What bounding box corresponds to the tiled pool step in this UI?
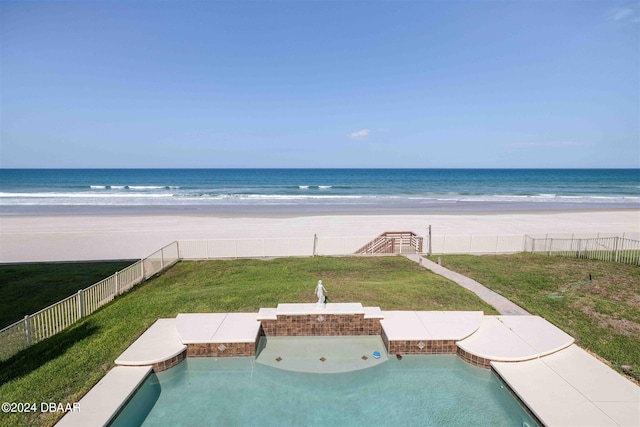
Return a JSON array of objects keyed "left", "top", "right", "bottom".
[
  {"left": 176, "top": 313, "right": 262, "bottom": 358},
  {"left": 255, "top": 335, "right": 388, "bottom": 374},
  {"left": 380, "top": 310, "right": 483, "bottom": 355}
]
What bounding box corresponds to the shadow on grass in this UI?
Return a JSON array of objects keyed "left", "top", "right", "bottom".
[{"left": 0, "top": 322, "right": 99, "bottom": 385}]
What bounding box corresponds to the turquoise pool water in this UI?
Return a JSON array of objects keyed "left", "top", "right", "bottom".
[{"left": 112, "top": 355, "right": 538, "bottom": 426}]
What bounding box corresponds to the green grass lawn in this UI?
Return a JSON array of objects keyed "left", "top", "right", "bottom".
[
  {"left": 430, "top": 253, "right": 640, "bottom": 383},
  {"left": 0, "top": 261, "right": 136, "bottom": 329},
  {"left": 0, "top": 256, "right": 496, "bottom": 427}
]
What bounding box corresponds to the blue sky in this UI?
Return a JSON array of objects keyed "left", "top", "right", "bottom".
[{"left": 1, "top": 1, "right": 638, "bottom": 168}]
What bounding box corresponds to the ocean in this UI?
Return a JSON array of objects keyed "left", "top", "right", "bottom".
[{"left": 0, "top": 169, "right": 638, "bottom": 215}]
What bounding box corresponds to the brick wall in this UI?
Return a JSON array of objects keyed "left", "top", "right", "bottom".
[
  {"left": 151, "top": 349, "right": 187, "bottom": 372},
  {"left": 261, "top": 314, "right": 381, "bottom": 336},
  {"left": 456, "top": 347, "right": 492, "bottom": 369},
  {"left": 186, "top": 342, "right": 256, "bottom": 358}
]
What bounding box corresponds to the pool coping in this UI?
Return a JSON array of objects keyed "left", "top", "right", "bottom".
[
  {"left": 56, "top": 307, "right": 639, "bottom": 427},
  {"left": 55, "top": 366, "right": 152, "bottom": 427}
]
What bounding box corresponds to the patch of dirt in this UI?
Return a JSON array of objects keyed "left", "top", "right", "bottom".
[{"left": 577, "top": 301, "right": 640, "bottom": 337}]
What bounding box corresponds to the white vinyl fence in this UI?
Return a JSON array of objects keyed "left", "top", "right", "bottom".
[
  {"left": 178, "top": 238, "right": 315, "bottom": 259},
  {"left": 427, "top": 232, "right": 640, "bottom": 255},
  {"left": 428, "top": 234, "right": 526, "bottom": 255},
  {"left": 525, "top": 235, "right": 640, "bottom": 266},
  {"left": 177, "top": 236, "right": 377, "bottom": 259},
  {"left": 0, "top": 242, "right": 179, "bottom": 361}
]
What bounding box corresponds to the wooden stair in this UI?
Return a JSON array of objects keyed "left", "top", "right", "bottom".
[{"left": 355, "top": 231, "right": 423, "bottom": 255}]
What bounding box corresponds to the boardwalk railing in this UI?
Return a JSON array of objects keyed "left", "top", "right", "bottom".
[
  {"left": 0, "top": 241, "right": 178, "bottom": 361},
  {"left": 354, "top": 232, "right": 423, "bottom": 255},
  {"left": 525, "top": 235, "right": 640, "bottom": 266}
]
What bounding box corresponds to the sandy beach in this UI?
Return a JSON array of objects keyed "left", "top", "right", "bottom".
[{"left": 1, "top": 209, "right": 638, "bottom": 262}]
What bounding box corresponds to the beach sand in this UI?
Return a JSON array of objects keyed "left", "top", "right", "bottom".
[{"left": 1, "top": 210, "right": 638, "bottom": 262}]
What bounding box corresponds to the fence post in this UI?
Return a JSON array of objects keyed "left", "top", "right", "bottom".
[
  {"left": 141, "top": 260, "right": 145, "bottom": 281},
  {"left": 548, "top": 238, "right": 552, "bottom": 256},
  {"left": 161, "top": 248, "right": 165, "bottom": 270},
  {"left": 115, "top": 272, "right": 120, "bottom": 296},
  {"left": 427, "top": 225, "right": 432, "bottom": 256},
  {"left": 78, "top": 290, "right": 85, "bottom": 318},
  {"left": 25, "top": 315, "right": 32, "bottom": 346},
  {"left": 578, "top": 239, "right": 582, "bottom": 259},
  {"left": 313, "top": 234, "right": 317, "bottom": 256},
  {"left": 614, "top": 237, "right": 619, "bottom": 262}
]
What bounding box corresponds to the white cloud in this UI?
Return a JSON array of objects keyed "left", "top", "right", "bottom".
[
  {"left": 349, "top": 129, "right": 370, "bottom": 140},
  {"left": 609, "top": 6, "right": 638, "bottom": 22}
]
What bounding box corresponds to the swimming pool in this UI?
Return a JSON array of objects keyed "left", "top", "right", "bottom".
[{"left": 111, "top": 354, "right": 538, "bottom": 426}]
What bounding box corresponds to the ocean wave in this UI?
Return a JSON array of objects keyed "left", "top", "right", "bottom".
[
  {"left": 127, "top": 185, "right": 167, "bottom": 190},
  {"left": 0, "top": 192, "right": 170, "bottom": 199},
  {"left": 89, "top": 185, "right": 180, "bottom": 190},
  {"left": 2, "top": 190, "right": 639, "bottom": 209},
  {"left": 173, "top": 193, "right": 362, "bottom": 200},
  {"left": 295, "top": 185, "right": 333, "bottom": 190}
]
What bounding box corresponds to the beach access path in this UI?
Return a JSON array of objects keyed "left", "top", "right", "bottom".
[{"left": 404, "top": 254, "right": 530, "bottom": 315}]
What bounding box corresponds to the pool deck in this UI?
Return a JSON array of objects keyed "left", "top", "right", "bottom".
[
  {"left": 55, "top": 366, "right": 151, "bottom": 427},
  {"left": 176, "top": 312, "right": 261, "bottom": 344},
  {"left": 57, "top": 306, "right": 639, "bottom": 427},
  {"left": 115, "top": 318, "right": 186, "bottom": 370},
  {"left": 457, "top": 315, "right": 575, "bottom": 362},
  {"left": 493, "top": 345, "right": 640, "bottom": 427},
  {"left": 380, "top": 310, "right": 483, "bottom": 340}
]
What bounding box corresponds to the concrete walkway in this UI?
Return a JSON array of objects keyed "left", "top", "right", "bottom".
[{"left": 404, "top": 254, "right": 530, "bottom": 315}]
